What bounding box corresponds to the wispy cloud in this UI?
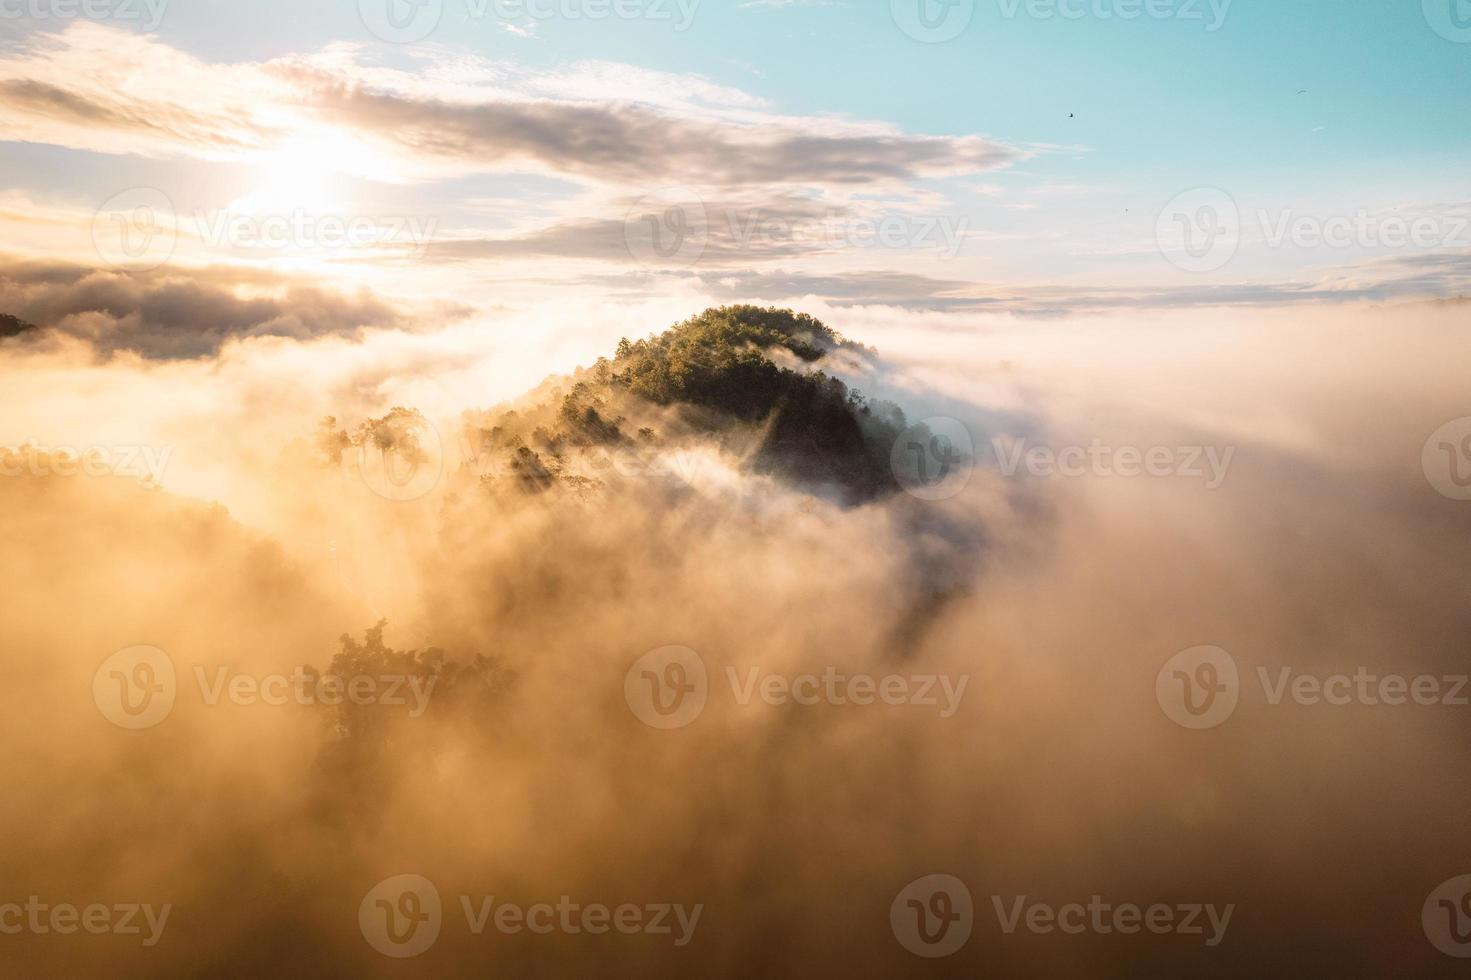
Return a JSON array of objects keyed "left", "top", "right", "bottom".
[
  {"left": 0, "top": 255, "right": 422, "bottom": 358},
  {"left": 0, "top": 24, "right": 1020, "bottom": 190}
]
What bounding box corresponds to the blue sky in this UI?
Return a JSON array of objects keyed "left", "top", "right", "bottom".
[
  {"left": 129, "top": 0, "right": 1471, "bottom": 178},
  {"left": 0, "top": 0, "right": 1468, "bottom": 318}
]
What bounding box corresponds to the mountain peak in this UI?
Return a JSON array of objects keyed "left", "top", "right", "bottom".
[{"left": 472, "top": 306, "right": 908, "bottom": 504}]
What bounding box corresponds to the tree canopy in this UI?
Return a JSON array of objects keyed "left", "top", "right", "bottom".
[
  {"left": 605, "top": 307, "right": 904, "bottom": 500},
  {"left": 324, "top": 307, "right": 912, "bottom": 505}
]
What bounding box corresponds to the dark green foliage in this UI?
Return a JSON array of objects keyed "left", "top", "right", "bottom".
[
  {"left": 315, "top": 408, "right": 432, "bottom": 471},
  {"left": 755, "top": 369, "right": 901, "bottom": 501},
  {"left": 561, "top": 474, "right": 602, "bottom": 499},
  {"left": 311, "top": 621, "right": 512, "bottom": 788},
  {"left": 557, "top": 382, "right": 624, "bottom": 445},
  {"left": 0, "top": 313, "right": 36, "bottom": 338},
  {"left": 354, "top": 407, "right": 431, "bottom": 465},
  {"left": 315, "top": 416, "right": 352, "bottom": 464},
  {"left": 508, "top": 445, "right": 555, "bottom": 493},
  {"left": 455, "top": 306, "right": 909, "bottom": 504},
  {"left": 611, "top": 306, "right": 840, "bottom": 418},
  {"left": 610, "top": 306, "right": 906, "bottom": 502}
]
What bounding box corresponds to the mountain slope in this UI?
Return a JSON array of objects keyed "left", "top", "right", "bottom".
[{"left": 467, "top": 306, "right": 911, "bottom": 504}]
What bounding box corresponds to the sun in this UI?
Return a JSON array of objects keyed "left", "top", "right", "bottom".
[{"left": 232, "top": 136, "right": 352, "bottom": 215}]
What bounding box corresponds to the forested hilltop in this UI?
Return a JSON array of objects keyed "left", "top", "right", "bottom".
[{"left": 464, "top": 306, "right": 913, "bottom": 504}]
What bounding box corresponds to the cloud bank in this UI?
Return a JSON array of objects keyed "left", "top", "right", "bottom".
[{"left": 0, "top": 299, "right": 1467, "bottom": 975}]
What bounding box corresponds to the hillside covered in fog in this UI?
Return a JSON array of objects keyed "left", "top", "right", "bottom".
[{"left": 319, "top": 306, "right": 951, "bottom": 508}]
